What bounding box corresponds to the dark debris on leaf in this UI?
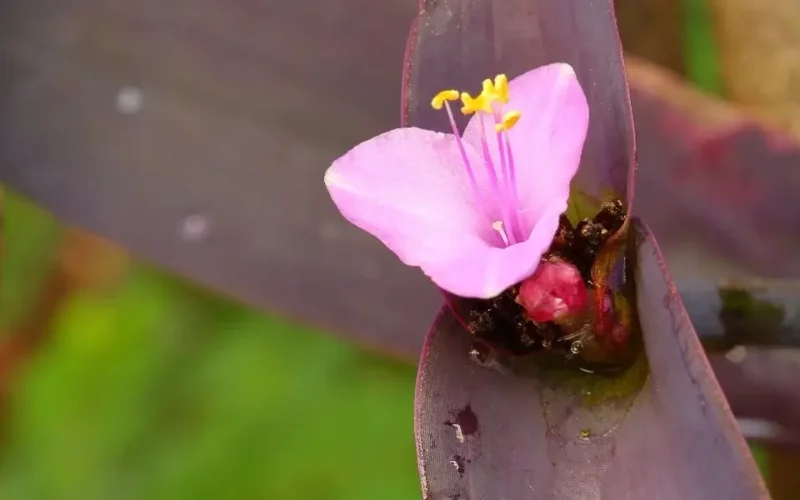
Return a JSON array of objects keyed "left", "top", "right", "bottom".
[
  {"left": 444, "top": 404, "right": 480, "bottom": 448},
  {"left": 465, "top": 199, "right": 627, "bottom": 363},
  {"left": 454, "top": 405, "right": 479, "bottom": 436},
  {"left": 449, "top": 455, "right": 466, "bottom": 476}
]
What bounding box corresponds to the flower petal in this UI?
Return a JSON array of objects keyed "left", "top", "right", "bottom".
[
  {"left": 326, "top": 127, "right": 564, "bottom": 298},
  {"left": 463, "top": 63, "right": 589, "bottom": 234},
  {"left": 421, "top": 199, "right": 565, "bottom": 298},
  {"left": 325, "top": 126, "right": 495, "bottom": 265}
]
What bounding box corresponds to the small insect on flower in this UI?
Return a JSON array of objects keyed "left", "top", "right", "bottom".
[{"left": 325, "top": 63, "right": 630, "bottom": 368}]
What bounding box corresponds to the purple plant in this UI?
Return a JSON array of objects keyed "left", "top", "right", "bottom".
[
  {"left": 327, "top": 59, "right": 646, "bottom": 375},
  {"left": 350, "top": 0, "right": 766, "bottom": 498},
  {"left": 1, "top": 1, "right": 798, "bottom": 497}
]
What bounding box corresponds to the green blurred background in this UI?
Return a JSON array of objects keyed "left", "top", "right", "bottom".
[
  {"left": 0, "top": 0, "right": 773, "bottom": 498},
  {"left": 0, "top": 195, "right": 420, "bottom": 499}
]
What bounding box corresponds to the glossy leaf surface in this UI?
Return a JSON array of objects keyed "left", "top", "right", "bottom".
[{"left": 414, "top": 221, "right": 768, "bottom": 499}]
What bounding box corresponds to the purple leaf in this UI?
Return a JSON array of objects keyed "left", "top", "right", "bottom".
[
  {"left": 708, "top": 347, "right": 800, "bottom": 439},
  {"left": 0, "top": 0, "right": 439, "bottom": 356},
  {"left": 630, "top": 57, "right": 800, "bottom": 278},
  {"left": 414, "top": 220, "right": 768, "bottom": 499}
]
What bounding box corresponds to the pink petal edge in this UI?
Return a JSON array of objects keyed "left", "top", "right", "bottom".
[{"left": 325, "top": 126, "right": 490, "bottom": 263}]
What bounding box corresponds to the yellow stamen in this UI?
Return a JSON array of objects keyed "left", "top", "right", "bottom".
[
  {"left": 494, "top": 110, "right": 522, "bottom": 132},
  {"left": 481, "top": 79, "right": 495, "bottom": 96},
  {"left": 459, "top": 74, "right": 511, "bottom": 115},
  {"left": 459, "top": 92, "right": 491, "bottom": 115},
  {"left": 431, "top": 89, "right": 460, "bottom": 110},
  {"left": 493, "top": 74, "right": 509, "bottom": 103}
]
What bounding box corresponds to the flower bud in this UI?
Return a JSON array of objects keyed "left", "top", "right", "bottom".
[{"left": 516, "top": 258, "right": 587, "bottom": 323}]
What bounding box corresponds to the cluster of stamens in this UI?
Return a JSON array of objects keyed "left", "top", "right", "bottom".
[{"left": 431, "top": 76, "right": 525, "bottom": 248}]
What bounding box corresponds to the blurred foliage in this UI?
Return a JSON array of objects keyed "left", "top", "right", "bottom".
[
  {"left": 0, "top": 194, "right": 419, "bottom": 499},
  {"left": 0, "top": 195, "right": 60, "bottom": 334},
  {"left": 685, "top": 0, "right": 722, "bottom": 93}
]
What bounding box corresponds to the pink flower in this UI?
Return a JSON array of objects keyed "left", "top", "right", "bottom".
[{"left": 324, "top": 63, "right": 589, "bottom": 299}]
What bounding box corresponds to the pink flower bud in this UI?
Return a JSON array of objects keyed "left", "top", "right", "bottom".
[{"left": 516, "top": 258, "right": 588, "bottom": 323}]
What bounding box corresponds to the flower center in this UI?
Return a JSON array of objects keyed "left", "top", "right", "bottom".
[{"left": 431, "top": 75, "right": 524, "bottom": 248}]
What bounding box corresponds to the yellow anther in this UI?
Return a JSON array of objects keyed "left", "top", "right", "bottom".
[
  {"left": 477, "top": 79, "right": 501, "bottom": 110},
  {"left": 431, "top": 89, "right": 460, "bottom": 110},
  {"left": 494, "top": 110, "right": 522, "bottom": 132},
  {"left": 460, "top": 92, "right": 492, "bottom": 115},
  {"left": 493, "top": 74, "right": 509, "bottom": 103},
  {"left": 459, "top": 74, "right": 513, "bottom": 115},
  {"left": 481, "top": 79, "right": 495, "bottom": 96},
  {"left": 459, "top": 92, "right": 478, "bottom": 115}
]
